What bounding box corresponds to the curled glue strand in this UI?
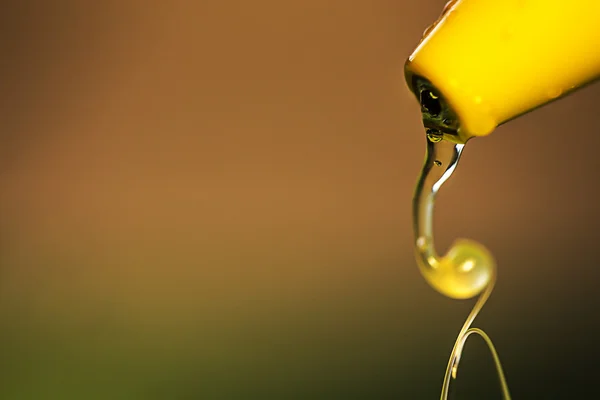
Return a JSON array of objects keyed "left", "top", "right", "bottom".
[
  {"left": 440, "top": 276, "right": 511, "bottom": 400},
  {"left": 412, "top": 137, "right": 511, "bottom": 400}
]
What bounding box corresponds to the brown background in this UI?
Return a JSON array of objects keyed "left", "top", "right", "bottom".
[{"left": 1, "top": 1, "right": 599, "bottom": 399}]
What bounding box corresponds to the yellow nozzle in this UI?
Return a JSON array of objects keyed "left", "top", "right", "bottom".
[{"left": 405, "top": 0, "right": 600, "bottom": 142}]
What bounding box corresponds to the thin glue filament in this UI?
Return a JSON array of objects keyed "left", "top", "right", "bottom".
[{"left": 413, "top": 135, "right": 511, "bottom": 400}]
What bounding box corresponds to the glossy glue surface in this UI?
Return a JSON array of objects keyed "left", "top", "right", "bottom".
[{"left": 413, "top": 137, "right": 510, "bottom": 399}]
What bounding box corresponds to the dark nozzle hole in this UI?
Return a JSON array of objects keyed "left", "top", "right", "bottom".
[{"left": 420, "top": 89, "right": 442, "bottom": 117}]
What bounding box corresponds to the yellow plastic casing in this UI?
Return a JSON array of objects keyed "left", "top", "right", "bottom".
[{"left": 405, "top": 0, "right": 600, "bottom": 142}]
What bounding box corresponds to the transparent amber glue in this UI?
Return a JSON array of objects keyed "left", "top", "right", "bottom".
[{"left": 413, "top": 134, "right": 510, "bottom": 399}]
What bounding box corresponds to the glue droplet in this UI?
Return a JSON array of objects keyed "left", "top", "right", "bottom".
[
  {"left": 547, "top": 87, "right": 563, "bottom": 99},
  {"left": 426, "top": 128, "right": 444, "bottom": 143}
]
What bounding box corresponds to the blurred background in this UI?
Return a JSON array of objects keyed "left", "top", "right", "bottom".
[{"left": 1, "top": 1, "right": 599, "bottom": 399}]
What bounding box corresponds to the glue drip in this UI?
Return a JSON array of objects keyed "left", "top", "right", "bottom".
[{"left": 413, "top": 132, "right": 511, "bottom": 399}]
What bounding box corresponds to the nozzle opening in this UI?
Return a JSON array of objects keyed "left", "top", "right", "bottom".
[
  {"left": 406, "top": 72, "right": 466, "bottom": 143},
  {"left": 420, "top": 88, "right": 442, "bottom": 118}
]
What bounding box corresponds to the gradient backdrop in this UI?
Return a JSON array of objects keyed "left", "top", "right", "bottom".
[{"left": 1, "top": 1, "right": 599, "bottom": 399}]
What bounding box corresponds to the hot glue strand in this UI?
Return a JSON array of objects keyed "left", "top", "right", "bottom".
[{"left": 412, "top": 137, "right": 511, "bottom": 400}]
